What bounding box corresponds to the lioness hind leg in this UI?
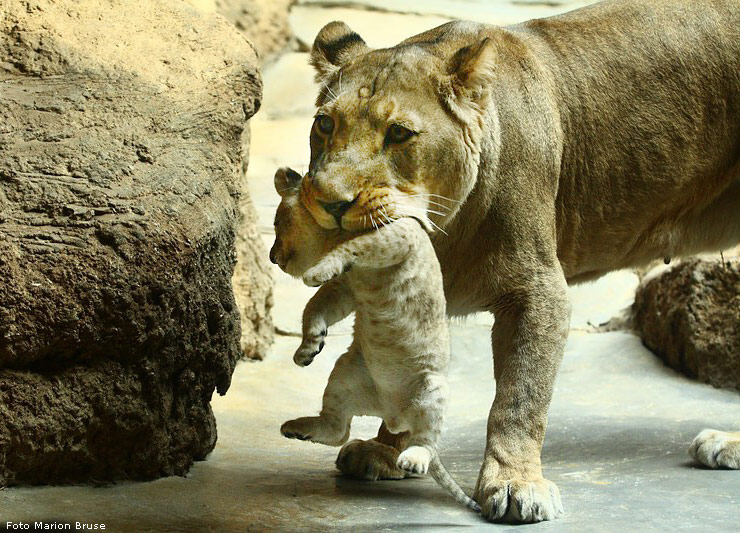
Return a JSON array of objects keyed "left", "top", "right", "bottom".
[
  {"left": 335, "top": 422, "right": 409, "bottom": 480},
  {"left": 689, "top": 429, "right": 740, "bottom": 469},
  {"left": 680, "top": 178, "right": 740, "bottom": 256}
]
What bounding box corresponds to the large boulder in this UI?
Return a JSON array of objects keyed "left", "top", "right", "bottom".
[
  {"left": 0, "top": 0, "right": 271, "bottom": 485},
  {"left": 633, "top": 257, "right": 740, "bottom": 392},
  {"left": 184, "top": 0, "right": 291, "bottom": 359}
]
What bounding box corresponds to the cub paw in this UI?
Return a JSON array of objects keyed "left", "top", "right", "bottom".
[
  {"left": 397, "top": 446, "right": 431, "bottom": 475},
  {"left": 281, "top": 416, "right": 349, "bottom": 446},
  {"left": 689, "top": 429, "right": 740, "bottom": 469},
  {"left": 293, "top": 334, "right": 326, "bottom": 367},
  {"left": 336, "top": 439, "right": 406, "bottom": 480},
  {"left": 475, "top": 474, "right": 563, "bottom": 523},
  {"left": 280, "top": 418, "right": 315, "bottom": 442},
  {"left": 303, "top": 257, "right": 345, "bottom": 287}
]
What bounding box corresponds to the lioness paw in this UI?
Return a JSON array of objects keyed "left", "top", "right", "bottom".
[
  {"left": 689, "top": 429, "right": 740, "bottom": 469},
  {"left": 397, "top": 446, "right": 431, "bottom": 475},
  {"left": 475, "top": 475, "right": 563, "bottom": 523},
  {"left": 303, "top": 257, "right": 345, "bottom": 287},
  {"left": 336, "top": 439, "right": 406, "bottom": 480}
]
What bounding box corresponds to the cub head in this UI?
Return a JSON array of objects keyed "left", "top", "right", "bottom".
[
  {"left": 303, "top": 20, "right": 497, "bottom": 233},
  {"left": 270, "top": 167, "right": 339, "bottom": 277}
]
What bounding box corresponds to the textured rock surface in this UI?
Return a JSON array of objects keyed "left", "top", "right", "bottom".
[
  {"left": 218, "top": 0, "right": 297, "bottom": 62},
  {"left": 184, "top": 0, "right": 291, "bottom": 358},
  {"left": 220, "top": 0, "right": 296, "bottom": 359},
  {"left": 633, "top": 258, "right": 740, "bottom": 392},
  {"left": 0, "top": 0, "right": 268, "bottom": 485},
  {"left": 184, "top": 0, "right": 296, "bottom": 62},
  {"left": 233, "top": 151, "right": 274, "bottom": 360}
]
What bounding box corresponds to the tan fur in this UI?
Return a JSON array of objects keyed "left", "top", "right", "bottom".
[
  {"left": 302, "top": 0, "right": 740, "bottom": 523},
  {"left": 270, "top": 168, "right": 480, "bottom": 512}
]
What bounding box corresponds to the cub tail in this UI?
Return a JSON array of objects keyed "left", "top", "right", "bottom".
[{"left": 429, "top": 453, "right": 481, "bottom": 513}]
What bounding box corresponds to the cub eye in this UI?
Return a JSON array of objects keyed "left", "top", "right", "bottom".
[
  {"left": 315, "top": 114, "right": 334, "bottom": 136},
  {"left": 385, "top": 124, "right": 416, "bottom": 144}
]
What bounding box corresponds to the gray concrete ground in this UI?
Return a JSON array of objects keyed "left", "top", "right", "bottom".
[{"left": 3, "top": 1, "right": 739, "bottom": 531}]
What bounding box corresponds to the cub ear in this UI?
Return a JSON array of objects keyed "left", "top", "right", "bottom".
[
  {"left": 274, "top": 167, "right": 302, "bottom": 197},
  {"left": 311, "top": 21, "right": 370, "bottom": 84},
  {"left": 446, "top": 38, "right": 497, "bottom": 103}
]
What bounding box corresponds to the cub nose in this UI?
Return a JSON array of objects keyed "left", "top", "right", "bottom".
[{"left": 319, "top": 200, "right": 353, "bottom": 222}]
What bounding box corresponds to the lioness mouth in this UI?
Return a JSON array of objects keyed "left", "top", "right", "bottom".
[{"left": 318, "top": 197, "right": 358, "bottom": 228}]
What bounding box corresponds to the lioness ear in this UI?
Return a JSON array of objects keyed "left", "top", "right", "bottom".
[
  {"left": 447, "top": 38, "right": 497, "bottom": 102},
  {"left": 274, "top": 167, "right": 302, "bottom": 197},
  {"left": 311, "top": 21, "right": 370, "bottom": 84}
]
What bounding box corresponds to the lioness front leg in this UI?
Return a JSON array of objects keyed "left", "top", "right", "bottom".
[
  {"left": 689, "top": 429, "right": 740, "bottom": 469},
  {"left": 474, "top": 274, "right": 570, "bottom": 523}
]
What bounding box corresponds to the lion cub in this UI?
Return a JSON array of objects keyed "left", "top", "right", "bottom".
[{"left": 270, "top": 167, "right": 479, "bottom": 512}]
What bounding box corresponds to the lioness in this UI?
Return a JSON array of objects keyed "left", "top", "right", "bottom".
[{"left": 298, "top": 0, "right": 740, "bottom": 523}]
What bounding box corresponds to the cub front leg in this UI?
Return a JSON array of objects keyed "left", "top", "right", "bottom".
[
  {"left": 294, "top": 279, "right": 353, "bottom": 366},
  {"left": 302, "top": 218, "right": 424, "bottom": 287},
  {"left": 474, "top": 273, "right": 570, "bottom": 524},
  {"left": 302, "top": 255, "right": 347, "bottom": 287}
]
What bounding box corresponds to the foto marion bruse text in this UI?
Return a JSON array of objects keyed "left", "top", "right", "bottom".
[{"left": 5, "top": 523, "right": 105, "bottom": 530}]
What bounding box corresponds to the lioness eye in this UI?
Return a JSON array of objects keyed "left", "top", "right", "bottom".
[
  {"left": 385, "top": 124, "right": 415, "bottom": 144},
  {"left": 315, "top": 114, "right": 334, "bottom": 136}
]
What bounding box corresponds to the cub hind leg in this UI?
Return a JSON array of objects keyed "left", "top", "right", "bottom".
[
  {"left": 394, "top": 373, "right": 480, "bottom": 511},
  {"left": 281, "top": 344, "right": 378, "bottom": 446},
  {"left": 395, "top": 373, "right": 449, "bottom": 476},
  {"left": 690, "top": 429, "right": 740, "bottom": 469}
]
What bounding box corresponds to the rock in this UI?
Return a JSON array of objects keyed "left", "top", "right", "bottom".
[
  {"left": 189, "top": 0, "right": 297, "bottom": 62},
  {"left": 225, "top": 0, "right": 297, "bottom": 62},
  {"left": 182, "top": 0, "right": 291, "bottom": 359},
  {"left": 0, "top": 0, "right": 270, "bottom": 485},
  {"left": 633, "top": 258, "right": 740, "bottom": 392},
  {"left": 233, "top": 150, "right": 274, "bottom": 360}
]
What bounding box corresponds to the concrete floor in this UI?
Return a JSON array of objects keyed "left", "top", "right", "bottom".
[{"left": 3, "top": 1, "right": 739, "bottom": 531}]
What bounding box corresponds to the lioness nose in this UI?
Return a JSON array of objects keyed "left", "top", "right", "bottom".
[{"left": 320, "top": 200, "right": 353, "bottom": 221}]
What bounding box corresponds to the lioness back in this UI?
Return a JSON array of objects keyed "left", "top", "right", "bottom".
[{"left": 518, "top": 0, "right": 740, "bottom": 281}]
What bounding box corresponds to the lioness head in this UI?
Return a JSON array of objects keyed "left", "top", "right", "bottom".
[
  {"left": 302, "top": 21, "right": 497, "bottom": 234},
  {"left": 270, "top": 167, "right": 338, "bottom": 277}
]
